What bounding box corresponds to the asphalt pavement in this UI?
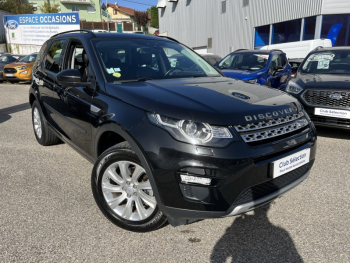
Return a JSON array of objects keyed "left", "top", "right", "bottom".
[{"left": 0, "top": 84, "right": 349, "bottom": 262}]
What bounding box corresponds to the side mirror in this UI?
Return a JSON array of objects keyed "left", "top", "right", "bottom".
[{"left": 56, "top": 69, "right": 91, "bottom": 88}]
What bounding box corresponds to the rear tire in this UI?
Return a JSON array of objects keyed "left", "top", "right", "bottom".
[
  {"left": 31, "top": 100, "right": 60, "bottom": 146},
  {"left": 91, "top": 142, "right": 168, "bottom": 232}
]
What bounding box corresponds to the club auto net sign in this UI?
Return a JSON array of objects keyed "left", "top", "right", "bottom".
[{"left": 4, "top": 13, "right": 80, "bottom": 45}]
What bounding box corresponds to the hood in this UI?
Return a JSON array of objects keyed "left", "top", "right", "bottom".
[
  {"left": 105, "top": 77, "right": 300, "bottom": 125},
  {"left": 4, "top": 61, "right": 33, "bottom": 68},
  {"left": 296, "top": 73, "right": 350, "bottom": 90},
  {"left": 220, "top": 69, "right": 265, "bottom": 81}
]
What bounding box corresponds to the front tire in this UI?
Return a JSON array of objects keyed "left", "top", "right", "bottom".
[
  {"left": 91, "top": 142, "right": 167, "bottom": 232},
  {"left": 31, "top": 100, "right": 59, "bottom": 146}
]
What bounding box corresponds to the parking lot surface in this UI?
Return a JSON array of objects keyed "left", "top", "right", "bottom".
[{"left": 0, "top": 84, "right": 349, "bottom": 262}]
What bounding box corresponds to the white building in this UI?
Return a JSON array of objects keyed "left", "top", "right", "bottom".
[{"left": 157, "top": 0, "right": 350, "bottom": 57}]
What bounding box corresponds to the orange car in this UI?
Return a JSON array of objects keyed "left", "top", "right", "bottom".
[{"left": 3, "top": 53, "right": 38, "bottom": 82}]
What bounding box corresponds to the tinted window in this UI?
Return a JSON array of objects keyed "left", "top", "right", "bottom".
[
  {"left": 273, "top": 19, "right": 301, "bottom": 44},
  {"left": 44, "top": 39, "right": 67, "bottom": 73},
  {"left": 300, "top": 50, "right": 350, "bottom": 74},
  {"left": 280, "top": 55, "right": 287, "bottom": 67},
  {"left": 303, "top": 16, "right": 316, "bottom": 41},
  {"left": 19, "top": 54, "right": 37, "bottom": 62},
  {"left": 0, "top": 56, "right": 9, "bottom": 62},
  {"left": 321, "top": 14, "right": 350, "bottom": 46},
  {"left": 218, "top": 52, "right": 269, "bottom": 71},
  {"left": 255, "top": 25, "right": 270, "bottom": 48}
]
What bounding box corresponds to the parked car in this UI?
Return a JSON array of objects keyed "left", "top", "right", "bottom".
[
  {"left": 0, "top": 54, "right": 24, "bottom": 83},
  {"left": 216, "top": 49, "right": 291, "bottom": 89},
  {"left": 201, "top": 54, "right": 222, "bottom": 66},
  {"left": 154, "top": 30, "right": 159, "bottom": 36},
  {"left": 29, "top": 30, "right": 316, "bottom": 232},
  {"left": 289, "top": 58, "right": 304, "bottom": 77},
  {"left": 260, "top": 39, "right": 332, "bottom": 60},
  {"left": 285, "top": 46, "right": 350, "bottom": 129},
  {"left": 3, "top": 53, "right": 38, "bottom": 82}
]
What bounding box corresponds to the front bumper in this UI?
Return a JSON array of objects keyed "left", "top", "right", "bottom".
[
  {"left": 131, "top": 117, "right": 317, "bottom": 219},
  {"left": 3, "top": 68, "right": 32, "bottom": 81}
]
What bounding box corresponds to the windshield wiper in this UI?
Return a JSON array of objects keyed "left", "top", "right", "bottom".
[{"left": 119, "top": 77, "right": 153, "bottom": 83}]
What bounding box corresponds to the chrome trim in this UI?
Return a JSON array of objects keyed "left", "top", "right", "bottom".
[
  {"left": 90, "top": 104, "right": 101, "bottom": 113},
  {"left": 239, "top": 118, "right": 308, "bottom": 143},
  {"left": 301, "top": 89, "right": 350, "bottom": 110},
  {"left": 225, "top": 171, "right": 310, "bottom": 217},
  {"left": 234, "top": 112, "right": 304, "bottom": 132}
]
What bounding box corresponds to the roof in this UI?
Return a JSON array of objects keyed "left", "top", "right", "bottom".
[
  {"left": 232, "top": 49, "right": 284, "bottom": 54},
  {"left": 312, "top": 46, "right": 350, "bottom": 53},
  {"left": 107, "top": 3, "right": 151, "bottom": 19}
]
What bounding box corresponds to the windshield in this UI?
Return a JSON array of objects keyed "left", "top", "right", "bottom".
[
  {"left": 218, "top": 52, "right": 269, "bottom": 71},
  {"left": 19, "top": 54, "right": 37, "bottom": 62},
  {"left": 92, "top": 38, "right": 220, "bottom": 82},
  {"left": 300, "top": 50, "right": 350, "bottom": 74}
]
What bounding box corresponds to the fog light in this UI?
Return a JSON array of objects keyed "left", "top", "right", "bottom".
[
  {"left": 20, "top": 71, "right": 28, "bottom": 74},
  {"left": 180, "top": 174, "right": 211, "bottom": 185}
]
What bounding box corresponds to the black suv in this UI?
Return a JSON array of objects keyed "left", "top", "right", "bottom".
[
  {"left": 285, "top": 47, "right": 350, "bottom": 129},
  {"left": 29, "top": 30, "right": 316, "bottom": 232}
]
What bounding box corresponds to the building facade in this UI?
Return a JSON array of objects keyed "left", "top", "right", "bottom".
[
  {"left": 157, "top": 0, "right": 350, "bottom": 57},
  {"left": 29, "top": 0, "right": 102, "bottom": 22},
  {"left": 107, "top": 3, "right": 136, "bottom": 32}
]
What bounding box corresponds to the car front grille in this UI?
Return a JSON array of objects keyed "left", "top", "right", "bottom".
[
  {"left": 234, "top": 112, "right": 309, "bottom": 144},
  {"left": 4, "top": 68, "right": 17, "bottom": 73},
  {"left": 302, "top": 90, "right": 350, "bottom": 109},
  {"left": 309, "top": 113, "right": 350, "bottom": 127},
  {"left": 231, "top": 160, "right": 313, "bottom": 206}
]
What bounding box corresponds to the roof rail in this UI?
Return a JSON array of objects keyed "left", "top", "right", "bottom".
[
  {"left": 234, "top": 49, "right": 248, "bottom": 52},
  {"left": 270, "top": 49, "right": 284, "bottom": 53},
  {"left": 311, "top": 46, "right": 324, "bottom": 52},
  {"left": 50, "top": 30, "right": 96, "bottom": 39},
  {"left": 158, "top": 36, "right": 180, "bottom": 43}
]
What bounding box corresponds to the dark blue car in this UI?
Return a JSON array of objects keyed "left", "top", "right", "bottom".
[{"left": 216, "top": 49, "right": 291, "bottom": 89}]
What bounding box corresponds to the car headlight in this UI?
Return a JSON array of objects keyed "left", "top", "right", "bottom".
[
  {"left": 17, "top": 65, "right": 28, "bottom": 70},
  {"left": 147, "top": 113, "right": 237, "bottom": 146},
  {"left": 246, "top": 78, "right": 258, "bottom": 84},
  {"left": 20, "top": 71, "right": 28, "bottom": 74},
  {"left": 285, "top": 81, "right": 303, "bottom": 94}
]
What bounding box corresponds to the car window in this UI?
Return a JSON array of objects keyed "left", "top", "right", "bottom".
[
  {"left": 0, "top": 56, "right": 9, "bottom": 62},
  {"left": 269, "top": 54, "right": 280, "bottom": 72},
  {"left": 92, "top": 38, "right": 220, "bottom": 82},
  {"left": 280, "top": 55, "right": 287, "bottom": 67},
  {"left": 19, "top": 54, "right": 37, "bottom": 62},
  {"left": 300, "top": 50, "right": 350, "bottom": 74},
  {"left": 218, "top": 52, "right": 269, "bottom": 71},
  {"left": 44, "top": 39, "right": 68, "bottom": 74}
]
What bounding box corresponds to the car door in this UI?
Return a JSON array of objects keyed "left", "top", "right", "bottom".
[
  {"left": 52, "top": 40, "right": 93, "bottom": 157},
  {"left": 39, "top": 39, "right": 69, "bottom": 133},
  {"left": 277, "top": 54, "right": 290, "bottom": 89}
]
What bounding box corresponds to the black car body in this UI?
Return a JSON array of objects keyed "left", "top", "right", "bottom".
[
  {"left": 285, "top": 47, "right": 350, "bottom": 129},
  {"left": 29, "top": 31, "right": 316, "bottom": 232}
]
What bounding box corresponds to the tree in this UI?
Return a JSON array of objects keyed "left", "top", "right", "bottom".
[
  {"left": 134, "top": 11, "right": 149, "bottom": 31},
  {"left": 39, "top": 0, "right": 60, "bottom": 13},
  {"left": 150, "top": 6, "right": 158, "bottom": 28},
  {"left": 0, "top": 0, "right": 34, "bottom": 14}
]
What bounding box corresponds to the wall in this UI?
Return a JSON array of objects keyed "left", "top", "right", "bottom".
[
  {"left": 159, "top": 0, "right": 323, "bottom": 57},
  {"left": 0, "top": 43, "right": 7, "bottom": 53},
  {"left": 60, "top": 1, "right": 101, "bottom": 22},
  {"left": 107, "top": 7, "right": 131, "bottom": 21},
  {"left": 7, "top": 44, "right": 41, "bottom": 55},
  {"left": 322, "top": 0, "right": 350, "bottom": 14}
]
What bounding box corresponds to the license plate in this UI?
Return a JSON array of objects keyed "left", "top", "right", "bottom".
[
  {"left": 5, "top": 73, "right": 13, "bottom": 77},
  {"left": 315, "top": 107, "right": 350, "bottom": 119},
  {"left": 272, "top": 148, "right": 310, "bottom": 178}
]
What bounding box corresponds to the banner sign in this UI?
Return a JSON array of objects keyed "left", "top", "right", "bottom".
[{"left": 3, "top": 13, "right": 80, "bottom": 45}]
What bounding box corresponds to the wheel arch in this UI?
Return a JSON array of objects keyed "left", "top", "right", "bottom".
[{"left": 93, "top": 123, "right": 167, "bottom": 214}]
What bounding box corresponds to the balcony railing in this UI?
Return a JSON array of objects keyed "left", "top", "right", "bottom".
[{"left": 60, "top": 0, "right": 91, "bottom": 4}]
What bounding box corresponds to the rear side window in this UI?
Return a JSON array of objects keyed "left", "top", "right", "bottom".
[
  {"left": 280, "top": 54, "right": 287, "bottom": 67},
  {"left": 44, "top": 39, "right": 67, "bottom": 74}
]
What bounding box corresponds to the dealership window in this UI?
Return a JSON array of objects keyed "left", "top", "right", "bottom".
[
  {"left": 221, "top": 1, "right": 226, "bottom": 14},
  {"left": 87, "top": 6, "right": 95, "bottom": 13},
  {"left": 254, "top": 25, "right": 270, "bottom": 49},
  {"left": 272, "top": 19, "right": 302, "bottom": 44},
  {"left": 72, "top": 6, "right": 79, "bottom": 12},
  {"left": 303, "top": 16, "right": 316, "bottom": 41},
  {"left": 321, "top": 14, "right": 350, "bottom": 46}
]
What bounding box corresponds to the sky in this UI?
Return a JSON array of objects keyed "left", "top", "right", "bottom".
[{"left": 106, "top": 0, "right": 158, "bottom": 11}]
